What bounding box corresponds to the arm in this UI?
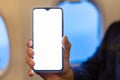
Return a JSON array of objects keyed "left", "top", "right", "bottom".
[
  {"left": 72, "top": 47, "right": 103, "bottom": 80},
  {"left": 26, "top": 36, "right": 103, "bottom": 80}
]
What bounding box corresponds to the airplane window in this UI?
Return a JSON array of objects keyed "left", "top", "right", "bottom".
[
  {"left": 58, "top": 1, "right": 101, "bottom": 64},
  {"left": 0, "top": 16, "right": 10, "bottom": 76}
]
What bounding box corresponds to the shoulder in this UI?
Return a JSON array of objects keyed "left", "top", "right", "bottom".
[
  {"left": 107, "top": 21, "right": 120, "bottom": 32},
  {"left": 101, "top": 21, "right": 120, "bottom": 46},
  {"left": 105, "top": 21, "right": 120, "bottom": 38}
]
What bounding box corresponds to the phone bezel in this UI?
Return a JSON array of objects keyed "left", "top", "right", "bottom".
[{"left": 32, "top": 7, "right": 64, "bottom": 73}]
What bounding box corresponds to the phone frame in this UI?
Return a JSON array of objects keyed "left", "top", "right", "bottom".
[{"left": 32, "top": 7, "right": 64, "bottom": 73}]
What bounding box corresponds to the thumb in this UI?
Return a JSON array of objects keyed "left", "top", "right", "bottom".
[{"left": 62, "top": 36, "right": 71, "bottom": 61}]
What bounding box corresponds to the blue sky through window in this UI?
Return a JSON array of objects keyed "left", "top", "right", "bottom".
[
  {"left": 0, "top": 16, "right": 10, "bottom": 70},
  {"left": 58, "top": 1, "right": 100, "bottom": 64}
]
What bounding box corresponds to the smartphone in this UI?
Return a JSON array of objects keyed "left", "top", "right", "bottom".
[{"left": 32, "top": 7, "right": 63, "bottom": 72}]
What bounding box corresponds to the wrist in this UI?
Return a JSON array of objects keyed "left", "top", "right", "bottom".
[{"left": 61, "top": 67, "right": 74, "bottom": 80}]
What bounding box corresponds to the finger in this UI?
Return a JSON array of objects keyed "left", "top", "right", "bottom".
[
  {"left": 26, "top": 39, "right": 32, "bottom": 48},
  {"left": 28, "top": 69, "right": 34, "bottom": 77},
  {"left": 62, "top": 36, "right": 71, "bottom": 50},
  {"left": 62, "top": 36, "right": 71, "bottom": 59},
  {"left": 26, "top": 56, "right": 35, "bottom": 68},
  {"left": 26, "top": 48, "right": 34, "bottom": 58}
]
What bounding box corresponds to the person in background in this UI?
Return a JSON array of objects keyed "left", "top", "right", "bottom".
[{"left": 26, "top": 21, "right": 120, "bottom": 80}]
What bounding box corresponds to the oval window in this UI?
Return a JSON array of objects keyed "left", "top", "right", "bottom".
[
  {"left": 0, "top": 16, "right": 10, "bottom": 76},
  {"left": 58, "top": 1, "right": 101, "bottom": 64}
]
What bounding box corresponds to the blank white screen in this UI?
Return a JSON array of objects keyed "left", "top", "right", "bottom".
[{"left": 33, "top": 8, "right": 63, "bottom": 71}]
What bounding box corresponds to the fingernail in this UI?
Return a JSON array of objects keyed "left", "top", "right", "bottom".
[{"left": 29, "top": 40, "right": 32, "bottom": 47}]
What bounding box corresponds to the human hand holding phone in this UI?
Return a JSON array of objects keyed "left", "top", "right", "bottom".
[{"left": 26, "top": 36, "right": 74, "bottom": 80}]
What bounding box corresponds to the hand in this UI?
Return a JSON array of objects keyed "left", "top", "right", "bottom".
[{"left": 26, "top": 36, "right": 74, "bottom": 80}]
